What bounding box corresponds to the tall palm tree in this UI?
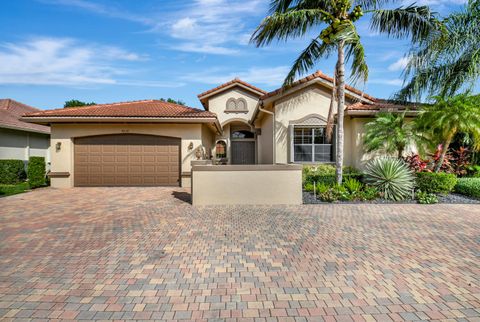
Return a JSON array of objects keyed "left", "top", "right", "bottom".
[
  {"left": 251, "top": 0, "right": 439, "bottom": 184},
  {"left": 398, "top": 0, "right": 480, "bottom": 100},
  {"left": 363, "top": 112, "right": 421, "bottom": 159},
  {"left": 415, "top": 94, "right": 480, "bottom": 172}
]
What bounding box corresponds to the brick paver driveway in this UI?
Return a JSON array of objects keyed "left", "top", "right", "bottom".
[{"left": 0, "top": 187, "right": 479, "bottom": 321}]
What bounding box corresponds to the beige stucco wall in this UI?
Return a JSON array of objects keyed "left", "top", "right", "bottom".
[
  {"left": 256, "top": 113, "right": 273, "bottom": 164},
  {"left": 0, "top": 128, "right": 50, "bottom": 163},
  {"left": 269, "top": 83, "right": 360, "bottom": 166},
  {"left": 49, "top": 123, "right": 212, "bottom": 188},
  {"left": 206, "top": 87, "right": 259, "bottom": 126},
  {"left": 191, "top": 165, "right": 302, "bottom": 205}
]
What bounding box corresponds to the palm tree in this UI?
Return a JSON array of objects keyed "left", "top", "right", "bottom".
[
  {"left": 251, "top": 0, "right": 439, "bottom": 184},
  {"left": 415, "top": 94, "right": 480, "bottom": 172},
  {"left": 363, "top": 112, "right": 419, "bottom": 159},
  {"left": 398, "top": 0, "right": 480, "bottom": 100}
]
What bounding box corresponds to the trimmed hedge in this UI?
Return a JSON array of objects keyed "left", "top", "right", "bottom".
[
  {"left": 416, "top": 172, "right": 457, "bottom": 194},
  {"left": 27, "top": 156, "right": 46, "bottom": 188},
  {"left": 303, "top": 165, "right": 362, "bottom": 185},
  {"left": 455, "top": 178, "right": 480, "bottom": 199},
  {"left": 0, "top": 160, "right": 26, "bottom": 184}
]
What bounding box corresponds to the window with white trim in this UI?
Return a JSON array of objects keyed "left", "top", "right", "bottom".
[{"left": 293, "top": 126, "right": 333, "bottom": 162}]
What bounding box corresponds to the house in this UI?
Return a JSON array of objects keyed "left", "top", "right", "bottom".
[
  {"left": 0, "top": 99, "right": 50, "bottom": 165},
  {"left": 23, "top": 71, "right": 416, "bottom": 188}
]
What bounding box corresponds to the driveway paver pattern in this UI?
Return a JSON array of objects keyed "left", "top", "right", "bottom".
[{"left": 0, "top": 187, "right": 479, "bottom": 321}]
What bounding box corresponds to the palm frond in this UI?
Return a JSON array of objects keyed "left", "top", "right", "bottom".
[
  {"left": 283, "top": 37, "right": 335, "bottom": 85},
  {"left": 370, "top": 5, "right": 439, "bottom": 43},
  {"left": 250, "top": 9, "right": 330, "bottom": 47}
]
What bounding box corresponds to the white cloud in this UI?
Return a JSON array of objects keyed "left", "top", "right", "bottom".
[
  {"left": 166, "top": 0, "right": 266, "bottom": 54},
  {"left": 388, "top": 56, "right": 410, "bottom": 72},
  {"left": 0, "top": 37, "right": 178, "bottom": 87},
  {"left": 182, "top": 66, "right": 290, "bottom": 87}
]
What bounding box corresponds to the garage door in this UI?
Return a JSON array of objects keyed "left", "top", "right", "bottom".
[{"left": 74, "top": 134, "right": 180, "bottom": 187}]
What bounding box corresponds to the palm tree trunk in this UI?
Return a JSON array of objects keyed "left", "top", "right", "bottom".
[
  {"left": 326, "top": 62, "right": 338, "bottom": 143},
  {"left": 336, "top": 40, "right": 345, "bottom": 185},
  {"left": 434, "top": 136, "right": 452, "bottom": 172}
]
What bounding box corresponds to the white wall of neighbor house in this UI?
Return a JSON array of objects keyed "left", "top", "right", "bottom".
[
  {"left": 0, "top": 128, "right": 50, "bottom": 163},
  {"left": 206, "top": 87, "right": 260, "bottom": 126},
  {"left": 49, "top": 123, "right": 212, "bottom": 188}
]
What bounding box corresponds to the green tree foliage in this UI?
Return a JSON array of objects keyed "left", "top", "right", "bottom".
[
  {"left": 64, "top": 100, "right": 96, "bottom": 108},
  {"left": 398, "top": 0, "right": 480, "bottom": 100},
  {"left": 363, "top": 112, "right": 424, "bottom": 158},
  {"left": 160, "top": 98, "right": 186, "bottom": 106},
  {"left": 415, "top": 94, "right": 480, "bottom": 172},
  {"left": 251, "top": 0, "right": 439, "bottom": 184}
]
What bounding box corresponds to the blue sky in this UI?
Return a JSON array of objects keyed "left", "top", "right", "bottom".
[{"left": 0, "top": 0, "right": 469, "bottom": 110}]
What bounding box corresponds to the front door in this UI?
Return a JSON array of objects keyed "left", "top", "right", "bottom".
[{"left": 231, "top": 141, "right": 255, "bottom": 164}]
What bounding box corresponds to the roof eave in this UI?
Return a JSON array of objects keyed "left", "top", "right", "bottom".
[
  {"left": 346, "top": 109, "right": 419, "bottom": 116},
  {"left": 0, "top": 123, "right": 50, "bottom": 135},
  {"left": 21, "top": 116, "right": 219, "bottom": 125}
]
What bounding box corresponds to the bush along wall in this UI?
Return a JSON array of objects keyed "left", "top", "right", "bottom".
[
  {"left": 27, "top": 156, "right": 46, "bottom": 188},
  {"left": 455, "top": 178, "right": 480, "bottom": 199},
  {"left": 416, "top": 172, "right": 457, "bottom": 194},
  {"left": 0, "top": 160, "right": 26, "bottom": 184}
]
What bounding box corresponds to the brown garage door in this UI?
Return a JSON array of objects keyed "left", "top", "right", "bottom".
[{"left": 74, "top": 134, "right": 180, "bottom": 187}]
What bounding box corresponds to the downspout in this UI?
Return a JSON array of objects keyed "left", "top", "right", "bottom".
[{"left": 258, "top": 102, "right": 276, "bottom": 164}]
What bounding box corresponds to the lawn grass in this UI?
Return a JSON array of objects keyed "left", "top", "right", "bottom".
[{"left": 0, "top": 182, "right": 30, "bottom": 197}]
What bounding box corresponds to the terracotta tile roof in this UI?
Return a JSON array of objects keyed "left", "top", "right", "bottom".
[
  {"left": 347, "top": 99, "right": 422, "bottom": 111},
  {"left": 24, "top": 100, "right": 217, "bottom": 119},
  {"left": 198, "top": 78, "right": 267, "bottom": 99},
  {"left": 0, "top": 99, "right": 50, "bottom": 134},
  {"left": 260, "top": 70, "right": 376, "bottom": 101}
]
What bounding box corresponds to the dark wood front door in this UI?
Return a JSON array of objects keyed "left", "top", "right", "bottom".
[
  {"left": 74, "top": 134, "right": 180, "bottom": 187},
  {"left": 231, "top": 141, "right": 255, "bottom": 164}
]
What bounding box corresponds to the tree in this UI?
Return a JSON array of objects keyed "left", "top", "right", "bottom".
[
  {"left": 64, "top": 99, "right": 96, "bottom": 108},
  {"left": 363, "top": 112, "right": 420, "bottom": 159},
  {"left": 160, "top": 98, "right": 186, "bottom": 106},
  {"left": 398, "top": 0, "right": 480, "bottom": 100},
  {"left": 415, "top": 94, "right": 480, "bottom": 172},
  {"left": 251, "top": 0, "right": 438, "bottom": 184}
]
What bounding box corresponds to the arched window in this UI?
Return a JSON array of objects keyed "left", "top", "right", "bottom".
[
  {"left": 231, "top": 130, "right": 255, "bottom": 139},
  {"left": 225, "top": 97, "right": 248, "bottom": 113},
  {"left": 215, "top": 140, "right": 227, "bottom": 159}
]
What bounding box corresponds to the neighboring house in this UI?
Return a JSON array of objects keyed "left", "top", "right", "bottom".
[
  {"left": 23, "top": 71, "right": 417, "bottom": 188},
  {"left": 0, "top": 99, "right": 50, "bottom": 165}
]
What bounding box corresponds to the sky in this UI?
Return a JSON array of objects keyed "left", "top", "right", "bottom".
[{"left": 0, "top": 0, "right": 470, "bottom": 110}]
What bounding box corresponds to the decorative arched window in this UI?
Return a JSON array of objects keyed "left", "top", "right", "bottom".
[
  {"left": 225, "top": 97, "right": 248, "bottom": 113},
  {"left": 215, "top": 140, "right": 227, "bottom": 159}
]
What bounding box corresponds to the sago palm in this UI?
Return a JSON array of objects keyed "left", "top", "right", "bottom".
[
  {"left": 415, "top": 94, "right": 480, "bottom": 172},
  {"left": 398, "top": 0, "right": 480, "bottom": 100},
  {"left": 363, "top": 112, "right": 422, "bottom": 159},
  {"left": 251, "top": 0, "right": 439, "bottom": 184}
]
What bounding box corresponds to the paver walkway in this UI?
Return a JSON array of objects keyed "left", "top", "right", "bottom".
[{"left": 0, "top": 187, "right": 479, "bottom": 321}]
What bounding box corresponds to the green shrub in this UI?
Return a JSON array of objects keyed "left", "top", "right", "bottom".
[
  {"left": 416, "top": 172, "right": 457, "bottom": 194},
  {"left": 0, "top": 160, "right": 26, "bottom": 184},
  {"left": 455, "top": 178, "right": 480, "bottom": 198},
  {"left": 358, "top": 186, "right": 379, "bottom": 201},
  {"left": 343, "top": 178, "right": 363, "bottom": 194},
  {"left": 27, "top": 157, "right": 46, "bottom": 188},
  {"left": 304, "top": 182, "right": 315, "bottom": 192},
  {"left": 466, "top": 165, "right": 480, "bottom": 178},
  {"left": 318, "top": 184, "right": 352, "bottom": 202},
  {"left": 303, "top": 165, "right": 362, "bottom": 185},
  {"left": 364, "top": 157, "right": 415, "bottom": 201},
  {"left": 416, "top": 191, "right": 439, "bottom": 204}
]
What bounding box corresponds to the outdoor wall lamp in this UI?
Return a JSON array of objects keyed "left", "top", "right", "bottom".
[
  {"left": 188, "top": 142, "right": 194, "bottom": 150},
  {"left": 56, "top": 142, "right": 62, "bottom": 152}
]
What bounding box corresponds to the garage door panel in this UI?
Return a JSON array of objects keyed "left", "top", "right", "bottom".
[{"left": 74, "top": 134, "right": 180, "bottom": 187}]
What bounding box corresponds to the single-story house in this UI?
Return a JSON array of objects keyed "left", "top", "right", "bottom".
[
  {"left": 0, "top": 99, "right": 50, "bottom": 164},
  {"left": 23, "top": 71, "right": 417, "bottom": 188}
]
